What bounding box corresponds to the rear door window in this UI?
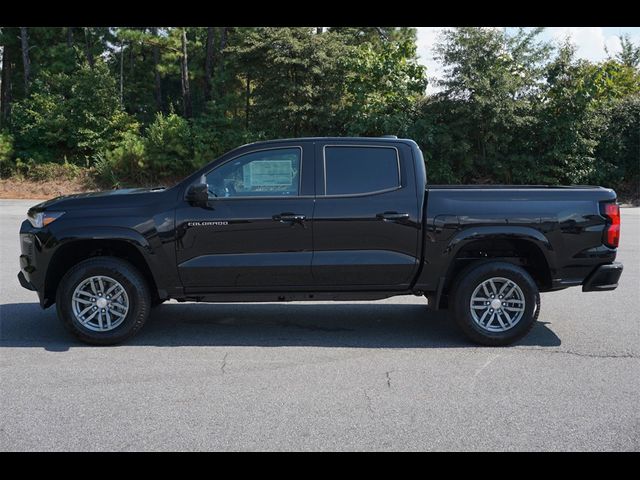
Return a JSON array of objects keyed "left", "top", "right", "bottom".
[{"left": 324, "top": 146, "right": 400, "bottom": 196}]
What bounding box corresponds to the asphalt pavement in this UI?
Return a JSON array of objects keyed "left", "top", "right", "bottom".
[{"left": 1, "top": 199, "right": 638, "bottom": 451}]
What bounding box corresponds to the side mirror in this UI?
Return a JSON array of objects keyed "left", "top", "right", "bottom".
[{"left": 186, "top": 182, "right": 209, "bottom": 207}]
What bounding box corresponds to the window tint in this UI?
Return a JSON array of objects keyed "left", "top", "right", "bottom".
[
  {"left": 205, "top": 148, "right": 301, "bottom": 198},
  {"left": 324, "top": 146, "right": 400, "bottom": 195}
]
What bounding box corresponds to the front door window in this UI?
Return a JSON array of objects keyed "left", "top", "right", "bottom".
[{"left": 205, "top": 148, "right": 301, "bottom": 198}]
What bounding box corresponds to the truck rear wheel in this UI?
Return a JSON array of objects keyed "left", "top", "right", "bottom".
[
  {"left": 450, "top": 261, "right": 540, "bottom": 346},
  {"left": 55, "top": 256, "right": 151, "bottom": 345}
]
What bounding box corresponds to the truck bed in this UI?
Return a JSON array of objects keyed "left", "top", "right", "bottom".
[{"left": 426, "top": 184, "right": 611, "bottom": 190}]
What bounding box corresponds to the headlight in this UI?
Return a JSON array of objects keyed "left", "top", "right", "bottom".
[{"left": 28, "top": 211, "right": 65, "bottom": 228}]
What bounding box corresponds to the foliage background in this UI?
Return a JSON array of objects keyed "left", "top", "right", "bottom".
[{"left": 0, "top": 27, "right": 638, "bottom": 197}]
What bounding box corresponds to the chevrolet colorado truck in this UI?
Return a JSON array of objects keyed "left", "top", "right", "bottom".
[{"left": 18, "top": 137, "right": 623, "bottom": 345}]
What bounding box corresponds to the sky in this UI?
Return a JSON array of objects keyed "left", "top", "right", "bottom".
[{"left": 415, "top": 27, "right": 640, "bottom": 93}]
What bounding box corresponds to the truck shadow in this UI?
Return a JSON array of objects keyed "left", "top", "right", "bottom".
[{"left": 0, "top": 301, "right": 561, "bottom": 352}]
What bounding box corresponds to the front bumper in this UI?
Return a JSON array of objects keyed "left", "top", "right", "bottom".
[
  {"left": 582, "top": 262, "right": 623, "bottom": 292},
  {"left": 18, "top": 224, "right": 51, "bottom": 307},
  {"left": 18, "top": 271, "right": 36, "bottom": 291}
]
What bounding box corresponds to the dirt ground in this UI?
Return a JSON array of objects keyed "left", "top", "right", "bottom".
[{"left": 0, "top": 177, "right": 98, "bottom": 200}]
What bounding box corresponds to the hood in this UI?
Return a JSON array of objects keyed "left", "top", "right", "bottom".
[{"left": 28, "top": 187, "right": 169, "bottom": 214}]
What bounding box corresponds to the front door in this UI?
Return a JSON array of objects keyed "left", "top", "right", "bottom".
[{"left": 176, "top": 145, "right": 314, "bottom": 290}]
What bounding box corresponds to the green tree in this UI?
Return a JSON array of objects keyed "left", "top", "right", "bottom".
[
  {"left": 420, "top": 27, "right": 551, "bottom": 183},
  {"left": 611, "top": 34, "right": 640, "bottom": 68},
  {"left": 229, "top": 27, "right": 348, "bottom": 137},
  {"left": 338, "top": 30, "right": 426, "bottom": 136},
  {"left": 192, "top": 101, "right": 262, "bottom": 167},
  {"left": 594, "top": 94, "right": 640, "bottom": 191},
  {"left": 537, "top": 43, "right": 640, "bottom": 184},
  {"left": 1, "top": 26, "right": 638, "bottom": 198},
  {"left": 10, "top": 62, "right": 137, "bottom": 166}
]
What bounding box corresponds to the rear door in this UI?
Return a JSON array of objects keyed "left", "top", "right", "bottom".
[{"left": 311, "top": 142, "right": 421, "bottom": 287}]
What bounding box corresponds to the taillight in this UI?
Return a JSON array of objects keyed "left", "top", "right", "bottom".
[{"left": 601, "top": 202, "right": 620, "bottom": 248}]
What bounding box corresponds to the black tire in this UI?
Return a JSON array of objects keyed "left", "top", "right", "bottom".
[
  {"left": 55, "top": 256, "right": 151, "bottom": 345},
  {"left": 450, "top": 261, "right": 540, "bottom": 346}
]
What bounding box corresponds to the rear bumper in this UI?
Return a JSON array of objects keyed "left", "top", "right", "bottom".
[{"left": 582, "top": 262, "right": 623, "bottom": 292}]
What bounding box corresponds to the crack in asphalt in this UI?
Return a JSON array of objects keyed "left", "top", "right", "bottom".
[
  {"left": 513, "top": 347, "right": 638, "bottom": 359},
  {"left": 221, "top": 352, "right": 229, "bottom": 375},
  {"left": 385, "top": 370, "right": 393, "bottom": 389}
]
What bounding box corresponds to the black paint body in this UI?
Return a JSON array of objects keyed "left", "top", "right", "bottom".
[{"left": 18, "top": 137, "right": 622, "bottom": 309}]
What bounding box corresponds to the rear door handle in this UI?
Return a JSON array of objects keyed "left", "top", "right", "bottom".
[
  {"left": 376, "top": 212, "right": 410, "bottom": 221},
  {"left": 273, "top": 213, "right": 306, "bottom": 223}
]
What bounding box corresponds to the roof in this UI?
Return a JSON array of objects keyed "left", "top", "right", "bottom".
[{"left": 245, "top": 136, "right": 418, "bottom": 147}]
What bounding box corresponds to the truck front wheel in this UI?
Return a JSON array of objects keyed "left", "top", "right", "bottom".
[
  {"left": 451, "top": 261, "right": 540, "bottom": 346},
  {"left": 55, "top": 256, "right": 151, "bottom": 345}
]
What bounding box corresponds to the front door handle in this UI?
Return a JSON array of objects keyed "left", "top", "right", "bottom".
[
  {"left": 376, "top": 212, "right": 410, "bottom": 221},
  {"left": 273, "top": 213, "right": 307, "bottom": 224}
]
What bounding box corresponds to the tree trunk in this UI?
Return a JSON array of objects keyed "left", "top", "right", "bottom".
[
  {"left": 217, "top": 27, "right": 228, "bottom": 98},
  {"left": 83, "top": 27, "right": 94, "bottom": 68},
  {"left": 245, "top": 73, "right": 250, "bottom": 129},
  {"left": 180, "top": 28, "right": 192, "bottom": 118},
  {"left": 204, "top": 27, "right": 215, "bottom": 102},
  {"left": 67, "top": 27, "right": 73, "bottom": 48},
  {"left": 150, "top": 27, "right": 163, "bottom": 112},
  {"left": 129, "top": 40, "right": 134, "bottom": 77},
  {"left": 1, "top": 43, "right": 13, "bottom": 125},
  {"left": 119, "top": 40, "right": 124, "bottom": 107},
  {"left": 19, "top": 27, "right": 31, "bottom": 96}
]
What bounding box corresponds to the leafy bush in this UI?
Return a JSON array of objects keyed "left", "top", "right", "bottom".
[
  {"left": 95, "top": 132, "right": 147, "bottom": 186},
  {"left": 0, "top": 131, "right": 15, "bottom": 177},
  {"left": 94, "top": 113, "right": 197, "bottom": 186},
  {"left": 25, "top": 161, "right": 85, "bottom": 181},
  {"left": 93, "top": 153, "right": 118, "bottom": 188},
  {"left": 144, "top": 112, "right": 193, "bottom": 177}
]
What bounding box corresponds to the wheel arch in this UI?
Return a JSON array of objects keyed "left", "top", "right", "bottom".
[
  {"left": 437, "top": 227, "right": 554, "bottom": 309},
  {"left": 44, "top": 238, "right": 159, "bottom": 307}
]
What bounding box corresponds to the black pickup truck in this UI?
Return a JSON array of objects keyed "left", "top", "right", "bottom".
[{"left": 18, "top": 137, "right": 623, "bottom": 346}]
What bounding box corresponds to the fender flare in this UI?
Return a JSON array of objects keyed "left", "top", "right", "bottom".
[
  {"left": 440, "top": 225, "right": 557, "bottom": 296},
  {"left": 445, "top": 225, "right": 554, "bottom": 260},
  {"left": 51, "top": 226, "right": 153, "bottom": 253}
]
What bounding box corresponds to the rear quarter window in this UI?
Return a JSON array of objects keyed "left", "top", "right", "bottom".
[{"left": 324, "top": 146, "right": 400, "bottom": 195}]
